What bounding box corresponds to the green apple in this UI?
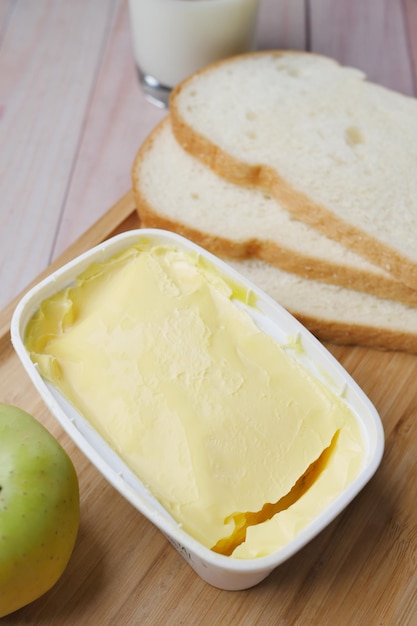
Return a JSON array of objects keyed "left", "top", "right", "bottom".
[{"left": 0, "top": 403, "right": 80, "bottom": 617}]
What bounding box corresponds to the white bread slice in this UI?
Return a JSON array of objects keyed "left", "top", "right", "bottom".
[
  {"left": 229, "top": 258, "right": 417, "bottom": 354},
  {"left": 170, "top": 51, "right": 417, "bottom": 290},
  {"left": 132, "top": 117, "right": 417, "bottom": 306}
]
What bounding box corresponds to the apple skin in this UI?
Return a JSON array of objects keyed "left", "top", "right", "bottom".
[{"left": 0, "top": 403, "right": 80, "bottom": 617}]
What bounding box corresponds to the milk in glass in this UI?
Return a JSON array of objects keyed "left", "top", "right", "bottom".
[{"left": 128, "top": 0, "right": 260, "bottom": 106}]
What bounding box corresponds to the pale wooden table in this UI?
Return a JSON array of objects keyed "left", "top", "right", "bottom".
[
  {"left": 1, "top": 0, "right": 416, "bottom": 311},
  {"left": 1, "top": 1, "right": 417, "bottom": 625}
]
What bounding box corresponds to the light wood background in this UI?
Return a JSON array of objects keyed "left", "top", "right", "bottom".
[
  {"left": 1, "top": 0, "right": 416, "bottom": 310},
  {"left": 1, "top": 2, "right": 417, "bottom": 625}
]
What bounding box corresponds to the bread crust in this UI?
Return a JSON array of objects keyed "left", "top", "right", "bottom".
[
  {"left": 170, "top": 50, "right": 417, "bottom": 291},
  {"left": 129, "top": 54, "right": 417, "bottom": 353},
  {"left": 132, "top": 118, "right": 417, "bottom": 306},
  {"left": 291, "top": 313, "right": 417, "bottom": 354},
  {"left": 135, "top": 193, "right": 417, "bottom": 307},
  {"left": 133, "top": 190, "right": 417, "bottom": 352},
  {"left": 133, "top": 189, "right": 417, "bottom": 352}
]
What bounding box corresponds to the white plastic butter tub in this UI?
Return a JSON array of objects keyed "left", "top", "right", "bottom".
[{"left": 11, "top": 229, "right": 384, "bottom": 591}]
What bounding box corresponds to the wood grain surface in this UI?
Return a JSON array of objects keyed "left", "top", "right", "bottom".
[
  {"left": 1, "top": 0, "right": 416, "bottom": 311},
  {"left": 1, "top": 194, "right": 417, "bottom": 625}
]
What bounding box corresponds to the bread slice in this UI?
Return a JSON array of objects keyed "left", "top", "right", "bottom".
[
  {"left": 132, "top": 117, "right": 417, "bottom": 306},
  {"left": 229, "top": 258, "right": 417, "bottom": 354},
  {"left": 170, "top": 51, "right": 417, "bottom": 290},
  {"left": 132, "top": 117, "right": 417, "bottom": 353}
]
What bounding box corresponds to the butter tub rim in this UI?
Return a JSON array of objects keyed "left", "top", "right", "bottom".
[{"left": 10, "top": 228, "right": 384, "bottom": 591}]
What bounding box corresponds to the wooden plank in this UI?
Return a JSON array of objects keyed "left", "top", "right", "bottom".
[
  {"left": 404, "top": 0, "right": 417, "bottom": 94},
  {"left": 309, "top": 0, "right": 415, "bottom": 95},
  {"left": 256, "top": 0, "right": 307, "bottom": 51},
  {"left": 0, "top": 0, "right": 115, "bottom": 309},
  {"left": 0, "top": 0, "right": 14, "bottom": 39},
  {"left": 50, "top": 0, "right": 166, "bottom": 261},
  {"left": 2, "top": 194, "right": 417, "bottom": 623}
]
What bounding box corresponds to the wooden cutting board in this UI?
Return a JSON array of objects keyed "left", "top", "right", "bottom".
[{"left": 2, "top": 191, "right": 417, "bottom": 625}]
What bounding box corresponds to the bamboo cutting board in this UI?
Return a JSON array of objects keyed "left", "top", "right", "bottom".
[{"left": 2, "top": 191, "right": 417, "bottom": 625}]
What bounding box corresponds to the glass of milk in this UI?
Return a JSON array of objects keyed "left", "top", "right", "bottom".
[{"left": 128, "top": 0, "right": 260, "bottom": 108}]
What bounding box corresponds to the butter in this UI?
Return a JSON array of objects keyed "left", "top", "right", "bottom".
[{"left": 25, "top": 242, "right": 365, "bottom": 558}]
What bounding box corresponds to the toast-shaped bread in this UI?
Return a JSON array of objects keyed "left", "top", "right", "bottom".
[
  {"left": 132, "top": 117, "right": 417, "bottom": 306},
  {"left": 170, "top": 51, "right": 417, "bottom": 290},
  {"left": 132, "top": 117, "right": 417, "bottom": 353},
  {"left": 232, "top": 258, "right": 417, "bottom": 354}
]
